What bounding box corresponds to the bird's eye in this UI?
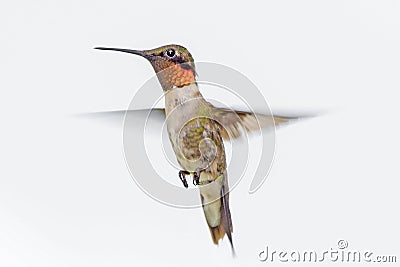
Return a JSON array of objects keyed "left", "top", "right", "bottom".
[{"left": 166, "top": 49, "right": 176, "bottom": 58}]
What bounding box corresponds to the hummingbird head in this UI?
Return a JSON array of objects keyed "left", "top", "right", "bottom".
[{"left": 95, "top": 44, "right": 196, "bottom": 90}]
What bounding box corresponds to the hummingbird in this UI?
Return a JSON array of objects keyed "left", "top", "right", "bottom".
[{"left": 95, "top": 44, "right": 300, "bottom": 254}]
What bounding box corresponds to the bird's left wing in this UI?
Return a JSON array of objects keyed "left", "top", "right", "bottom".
[
  {"left": 77, "top": 108, "right": 311, "bottom": 140},
  {"left": 210, "top": 107, "right": 304, "bottom": 140}
]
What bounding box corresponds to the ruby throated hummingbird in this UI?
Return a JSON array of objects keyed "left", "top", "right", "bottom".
[{"left": 95, "top": 44, "right": 299, "bottom": 254}]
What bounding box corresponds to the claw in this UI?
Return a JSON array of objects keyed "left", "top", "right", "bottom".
[
  {"left": 178, "top": 170, "right": 189, "bottom": 188},
  {"left": 193, "top": 172, "right": 200, "bottom": 186}
]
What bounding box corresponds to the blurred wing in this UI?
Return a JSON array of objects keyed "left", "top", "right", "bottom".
[
  {"left": 76, "top": 109, "right": 166, "bottom": 127},
  {"left": 78, "top": 108, "right": 311, "bottom": 140},
  {"left": 211, "top": 108, "right": 306, "bottom": 140}
]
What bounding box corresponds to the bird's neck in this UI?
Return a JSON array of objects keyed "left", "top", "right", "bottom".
[
  {"left": 164, "top": 83, "right": 206, "bottom": 115},
  {"left": 155, "top": 63, "right": 196, "bottom": 91}
]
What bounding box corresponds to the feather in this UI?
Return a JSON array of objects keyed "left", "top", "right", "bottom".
[
  {"left": 200, "top": 172, "right": 235, "bottom": 255},
  {"left": 211, "top": 107, "right": 305, "bottom": 140}
]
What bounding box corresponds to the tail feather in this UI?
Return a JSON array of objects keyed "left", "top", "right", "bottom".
[
  {"left": 200, "top": 172, "right": 234, "bottom": 254},
  {"left": 209, "top": 224, "right": 225, "bottom": 244},
  {"left": 221, "top": 184, "right": 234, "bottom": 254}
]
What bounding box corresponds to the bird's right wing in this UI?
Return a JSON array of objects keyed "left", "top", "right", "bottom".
[{"left": 77, "top": 108, "right": 313, "bottom": 140}]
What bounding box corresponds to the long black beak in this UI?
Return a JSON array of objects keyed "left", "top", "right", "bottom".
[{"left": 94, "top": 47, "right": 147, "bottom": 57}]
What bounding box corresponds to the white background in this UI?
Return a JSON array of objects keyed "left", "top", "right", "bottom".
[{"left": 1, "top": 0, "right": 399, "bottom": 266}]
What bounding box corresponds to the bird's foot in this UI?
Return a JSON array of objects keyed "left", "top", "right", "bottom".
[
  {"left": 178, "top": 170, "right": 190, "bottom": 188},
  {"left": 193, "top": 171, "right": 200, "bottom": 186},
  {"left": 192, "top": 171, "right": 214, "bottom": 185}
]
